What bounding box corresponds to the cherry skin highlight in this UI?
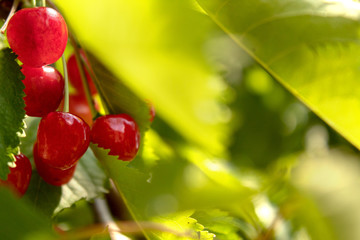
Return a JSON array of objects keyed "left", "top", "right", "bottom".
[
  {"left": 91, "top": 114, "right": 140, "bottom": 161},
  {"left": 21, "top": 65, "right": 64, "bottom": 117},
  {"left": 0, "top": 153, "right": 32, "bottom": 196},
  {"left": 37, "top": 112, "right": 90, "bottom": 169},
  {"left": 7, "top": 7, "right": 68, "bottom": 67},
  {"left": 67, "top": 51, "right": 97, "bottom": 95},
  {"left": 33, "top": 143, "right": 76, "bottom": 186}
]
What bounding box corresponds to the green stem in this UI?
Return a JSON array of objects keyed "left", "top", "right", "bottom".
[
  {"left": 80, "top": 52, "right": 110, "bottom": 115},
  {"left": 32, "top": 0, "right": 46, "bottom": 7},
  {"left": 62, "top": 54, "right": 69, "bottom": 112},
  {"left": 69, "top": 36, "right": 98, "bottom": 118}
]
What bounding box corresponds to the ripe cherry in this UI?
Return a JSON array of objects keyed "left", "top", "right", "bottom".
[
  {"left": 33, "top": 143, "right": 76, "bottom": 186},
  {"left": 21, "top": 65, "right": 64, "bottom": 117},
  {"left": 58, "top": 94, "right": 100, "bottom": 126},
  {"left": 91, "top": 114, "right": 140, "bottom": 161},
  {"left": 37, "top": 112, "right": 90, "bottom": 169},
  {"left": 7, "top": 7, "right": 68, "bottom": 67},
  {"left": 0, "top": 153, "right": 32, "bottom": 196},
  {"left": 69, "top": 94, "right": 93, "bottom": 126},
  {"left": 67, "top": 51, "right": 97, "bottom": 95}
]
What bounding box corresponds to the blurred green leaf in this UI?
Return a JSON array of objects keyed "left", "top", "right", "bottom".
[
  {"left": 25, "top": 149, "right": 108, "bottom": 217},
  {"left": 0, "top": 188, "right": 57, "bottom": 240},
  {"left": 91, "top": 128, "right": 257, "bottom": 238},
  {"left": 196, "top": 0, "right": 360, "bottom": 151},
  {"left": 55, "top": 199, "right": 95, "bottom": 230},
  {"left": 54, "top": 0, "right": 229, "bottom": 156},
  {"left": 292, "top": 147, "right": 360, "bottom": 240},
  {"left": 87, "top": 52, "right": 151, "bottom": 133},
  {"left": 0, "top": 48, "right": 25, "bottom": 180}
]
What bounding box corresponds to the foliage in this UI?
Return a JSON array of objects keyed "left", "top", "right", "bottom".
[
  {"left": 1, "top": 0, "right": 360, "bottom": 239},
  {"left": 0, "top": 48, "right": 25, "bottom": 179}
]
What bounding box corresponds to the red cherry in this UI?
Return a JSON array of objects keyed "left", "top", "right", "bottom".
[
  {"left": 21, "top": 65, "right": 64, "bottom": 117},
  {"left": 67, "top": 51, "right": 97, "bottom": 95},
  {"left": 7, "top": 7, "right": 68, "bottom": 67},
  {"left": 91, "top": 114, "right": 140, "bottom": 161},
  {"left": 0, "top": 153, "right": 32, "bottom": 196},
  {"left": 33, "top": 143, "right": 76, "bottom": 186},
  {"left": 37, "top": 112, "right": 90, "bottom": 169},
  {"left": 69, "top": 94, "right": 93, "bottom": 126}
]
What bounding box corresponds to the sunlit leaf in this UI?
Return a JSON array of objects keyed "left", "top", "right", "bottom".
[
  {"left": 54, "top": 0, "right": 229, "bottom": 156},
  {"left": 196, "top": 0, "right": 360, "bottom": 151}
]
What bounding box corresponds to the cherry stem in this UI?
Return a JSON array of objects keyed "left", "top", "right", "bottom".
[
  {"left": 62, "top": 54, "right": 69, "bottom": 112},
  {"left": 0, "top": 0, "right": 19, "bottom": 34},
  {"left": 79, "top": 52, "right": 110, "bottom": 115},
  {"left": 69, "top": 37, "right": 98, "bottom": 118},
  {"left": 32, "top": 0, "right": 46, "bottom": 7},
  {"left": 47, "top": 0, "right": 106, "bottom": 119}
]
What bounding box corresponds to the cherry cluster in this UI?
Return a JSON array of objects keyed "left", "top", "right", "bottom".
[{"left": 1, "top": 5, "right": 147, "bottom": 195}]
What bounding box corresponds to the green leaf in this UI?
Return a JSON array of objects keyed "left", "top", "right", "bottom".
[
  {"left": 0, "top": 188, "right": 57, "bottom": 240},
  {"left": 195, "top": 0, "right": 360, "bottom": 150},
  {"left": 90, "top": 129, "right": 256, "bottom": 238},
  {"left": 0, "top": 48, "right": 25, "bottom": 180},
  {"left": 21, "top": 117, "right": 108, "bottom": 217},
  {"left": 151, "top": 211, "right": 215, "bottom": 240},
  {"left": 25, "top": 148, "right": 108, "bottom": 217},
  {"left": 54, "top": 0, "right": 229, "bottom": 156},
  {"left": 192, "top": 209, "right": 251, "bottom": 240},
  {"left": 87, "top": 52, "right": 151, "bottom": 133}
]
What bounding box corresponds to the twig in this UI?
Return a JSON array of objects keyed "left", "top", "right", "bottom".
[
  {"left": 256, "top": 211, "right": 281, "bottom": 240},
  {"left": 1, "top": 0, "right": 20, "bottom": 34},
  {"left": 94, "top": 198, "right": 131, "bottom": 240},
  {"left": 57, "top": 220, "right": 195, "bottom": 240}
]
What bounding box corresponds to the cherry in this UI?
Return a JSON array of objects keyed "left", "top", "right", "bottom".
[
  {"left": 68, "top": 94, "right": 93, "bottom": 126},
  {"left": 58, "top": 94, "right": 101, "bottom": 126},
  {"left": 147, "top": 101, "right": 156, "bottom": 122},
  {"left": 37, "top": 112, "right": 90, "bottom": 169},
  {"left": 0, "top": 153, "right": 32, "bottom": 196},
  {"left": 91, "top": 114, "right": 140, "bottom": 161},
  {"left": 7, "top": 7, "right": 68, "bottom": 67},
  {"left": 21, "top": 65, "right": 64, "bottom": 117},
  {"left": 67, "top": 51, "right": 97, "bottom": 95},
  {"left": 33, "top": 143, "right": 76, "bottom": 186}
]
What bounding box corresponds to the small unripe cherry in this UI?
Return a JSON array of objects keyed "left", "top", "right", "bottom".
[
  {"left": 67, "top": 51, "right": 97, "bottom": 95},
  {"left": 91, "top": 114, "right": 140, "bottom": 161},
  {"left": 37, "top": 112, "right": 90, "bottom": 169},
  {"left": 0, "top": 153, "right": 32, "bottom": 196},
  {"left": 21, "top": 65, "right": 64, "bottom": 117},
  {"left": 147, "top": 101, "right": 156, "bottom": 122},
  {"left": 7, "top": 7, "right": 68, "bottom": 67},
  {"left": 33, "top": 143, "right": 76, "bottom": 186}
]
